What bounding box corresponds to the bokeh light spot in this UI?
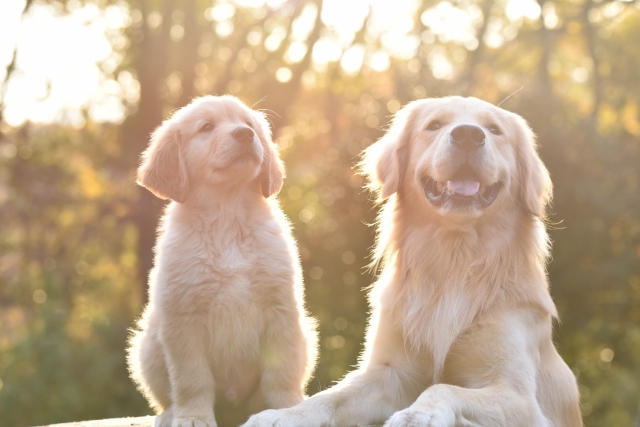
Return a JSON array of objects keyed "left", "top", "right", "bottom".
[
  {"left": 600, "top": 348, "right": 614, "bottom": 362},
  {"left": 310, "top": 266, "right": 323, "bottom": 280},
  {"left": 342, "top": 251, "right": 355, "bottom": 265},
  {"left": 33, "top": 289, "right": 47, "bottom": 304},
  {"left": 343, "top": 271, "right": 357, "bottom": 285},
  {"left": 275, "top": 67, "right": 292, "bottom": 83}
]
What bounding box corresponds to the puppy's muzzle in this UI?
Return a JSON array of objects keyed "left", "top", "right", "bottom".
[
  {"left": 233, "top": 126, "right": 255, "bottom": 144},
  {"left": 229, "top": 126, "right": 261, "bottom": 166}
]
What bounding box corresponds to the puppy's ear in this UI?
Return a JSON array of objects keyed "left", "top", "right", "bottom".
[
  {"left": 361, "top": 102, "right": 417, "bottom": 200},
  {"left": 254, "top": 113, "right": 284, "bottom": 198},
  {"left": 514, "top": 116, "right": 552, "bottom": 218},
  {"left": 136, "top": 123, "right": 189, "bottom": 203}
]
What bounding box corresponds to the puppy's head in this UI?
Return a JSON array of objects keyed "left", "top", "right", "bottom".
[
  {"left": 136, "top": 95, "right": 284, "bottom": 202},
  {"left": 363, "top": 96, "right": 552, "bottom": 220}
]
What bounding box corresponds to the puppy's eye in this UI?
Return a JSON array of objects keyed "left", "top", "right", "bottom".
[
  {"left": 200, "top": 123, "right": 214, "bottom": 132},
  {"left": 488, "top": 124, "right": 502, "bottom": 135},
  {"left": 426, "top": 120, "right": 442, "bottom": 131}
]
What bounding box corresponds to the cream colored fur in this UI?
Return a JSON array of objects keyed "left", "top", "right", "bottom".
[
  {"left": 126, "top": 96, "right": 318, "bottom": 427},
  {"left": 243, "top": 97, "right": 582, "bottom": 427}
]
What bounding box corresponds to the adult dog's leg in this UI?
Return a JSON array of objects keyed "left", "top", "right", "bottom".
[
  {"left": 244, "top": 366, "right": 414, "bottom": 427},
  {"left": 384, "top": 310, "right": 569, "bottom": 427},
  {"left": 244, "top": 313, "right": 427, "bottom": 427},
  {"left": 385, "top": 383, "right": 550, "bottom": 427},
  {"left": 162, "top": 314, "right": 217, "bottom": 427},
  {"left": 536, "top": 344, "right": 583, "bottom": 427}
]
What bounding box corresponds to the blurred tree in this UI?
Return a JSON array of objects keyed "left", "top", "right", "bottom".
[{"left": 0, "top": 0, "right": 639, "bottom": 426}]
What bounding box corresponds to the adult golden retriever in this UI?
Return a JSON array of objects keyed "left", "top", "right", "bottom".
[
  {"left": 127, "top": 96, "right": 318, "bottom": 427},
  {"left": 244, "top": 97, "right": 582, "bottom": 427}
]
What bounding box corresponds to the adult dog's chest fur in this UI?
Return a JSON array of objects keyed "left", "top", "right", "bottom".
[
  {"left": 388, "top": 251, "right": 513, "bottom": 381},
  {"left": 388, "top": 239, "right": 551, "bottom": 383}
]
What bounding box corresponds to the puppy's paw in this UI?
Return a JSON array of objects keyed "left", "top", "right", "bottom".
[
  {"left": 172, "top": 417, "right": 217, "bottom": 427},
  {"left": 155, "top": 409, "right": 173, "bottom": 427},
  {"left": 384, "top": 407, "right": 454, "bottom": 427},
  {"left": 242, "top": 409, "right": 299, "bottom": 427}
]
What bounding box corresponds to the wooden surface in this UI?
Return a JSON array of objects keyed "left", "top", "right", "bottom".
[
  {"left": 39, "top": 416, "right": 155, "bottom": 427},
  {"left": 38, "top": 415, "right": 387, "bottom": 427}
]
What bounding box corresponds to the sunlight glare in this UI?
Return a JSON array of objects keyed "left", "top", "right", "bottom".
[
  {"left": 312, "top": 38, "right": 343, "bottom": 65},
  {"left": 421, "top": 2, "right": 477, "bottom": 45},
  {"left": 264, "top": 25, "right": 287, "bottom": 51},
  {"left": 321, "top": 0, "right": 369, "bottom": 45},
  {"left": 0, "top": 0, "right": 561, "bottom": 127},
  {"left": 505, "top": 0, "right": 542, "bottom": 22},
  {"left": 484, "top": 17, "right": 506, "bottom": 48},
  {"left": 1, "top": 2, "right": 129, "bottom": 127},
  {"left": 209, "top": 3, "right": 236, "bottom": 21},
  {"left": 285, "top": 42, "right": 308, "bottom": 64},
  {"left": 291, "top": 3, "right": 318, "bottom": 42},
  {"left": 340, "top": 44, "right": 366, "bottom": 75},
  {"left": 428, "top": 48, "right": 454, "bottom": 80},
  {"left": 542, "top": 2, "right": 560, "bottom": 29},
  {"left": 0, "top": 0, "right": 26, "bottom": 82},
  {"left": 369, "top": 0, "right": 421, "bottom": 60},
  {"left": 368, "top": 50, "right": 390, "bottom": 72}
]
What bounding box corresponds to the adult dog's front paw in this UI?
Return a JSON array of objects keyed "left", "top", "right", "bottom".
[
  {"left": 243, "top": 409, "right": 300, "bottom": 427},
  {"left": 384, "top": 407, "right": 454, "bottom": 427},
  {"left": 172, "top": 417, "right": 217, "bottom": 427}
]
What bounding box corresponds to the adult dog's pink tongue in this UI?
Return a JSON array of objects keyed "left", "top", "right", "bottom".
[{"left": 447, "top": 180, "right": 480, "bottom": 196}]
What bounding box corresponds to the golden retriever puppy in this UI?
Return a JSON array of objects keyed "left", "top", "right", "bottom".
[
  {"left": 127, "top": 96, "right": 318, "bottom": 427},
  {"left": 244, "top": 97, "right": 581, "bottom": 427}
]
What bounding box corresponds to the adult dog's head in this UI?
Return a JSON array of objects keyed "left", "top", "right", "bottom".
[
  {"left": 363, "top": 97, "right": 552, "bottom": 224},
  {"left": 137, "top": 95, "right": 283, "bottom": 203}
]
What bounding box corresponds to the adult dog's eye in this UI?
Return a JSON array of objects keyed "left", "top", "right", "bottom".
[
  {"left": 426, "top": 120, "right": 442, "bottom": 131},
  {"left": 200, "top": 123, "right": 214, "bottom": 132},
  {"left": 488, "top": 124, "right": 502, "bottom": 135}
]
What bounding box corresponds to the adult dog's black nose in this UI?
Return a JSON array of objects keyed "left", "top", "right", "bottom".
[
  {"left": 450, "top": 124, "right": 485, "bottom": 150},
  {"left": 233, "top": 126, "right": 254, "bottom": 143}
]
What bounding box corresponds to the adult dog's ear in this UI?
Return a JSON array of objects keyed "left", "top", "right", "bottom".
[
  {"left": 136, "top": 122, "right": 189, "bottom": 203},
  {"left": 254, "top": 113, "right": 284, "bottom": 198},
  {"left": 361, "top": 102, "right": 417, "bottom": 201},
  {"left": 513, "top": 115, "right": 552, "bottom": 218}
]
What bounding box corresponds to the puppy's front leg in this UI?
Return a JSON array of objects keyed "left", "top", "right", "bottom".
[
  {"left": 257, "top": 312, "right": 309, "bottom": 410},
  {"left": 162, "top": 314, "right": 217, "bottom": 427}
]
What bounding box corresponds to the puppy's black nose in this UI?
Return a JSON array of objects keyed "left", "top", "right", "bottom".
[
  {"left": 450, "top": 124, "right": 485, "bottom": 150},
  {"left": 233, "top": 126, "right": 254, "bottom": 143}
]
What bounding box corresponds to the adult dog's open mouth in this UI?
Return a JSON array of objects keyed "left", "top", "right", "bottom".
[{"left": 422, "top": 166, "right": 503, "bottom": 209}]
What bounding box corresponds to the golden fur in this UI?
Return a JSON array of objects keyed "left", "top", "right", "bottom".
[
  {"left": 127, "top": 96, "right": 318, "bottom": 427},
  {"left": 244, "top": 97, "right": 581, "bottom": 427}
]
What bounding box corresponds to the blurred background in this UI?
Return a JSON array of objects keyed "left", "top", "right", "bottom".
[{"left": 0, "top": 0, "right": 639, "bottom": 425}]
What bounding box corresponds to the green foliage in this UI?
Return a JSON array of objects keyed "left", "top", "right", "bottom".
[
  {"left": 1, "top": 0, "right": 639, "bottom": 426},
  {"left": 0, "top": 127, "right": 149, "bottom": 426}
]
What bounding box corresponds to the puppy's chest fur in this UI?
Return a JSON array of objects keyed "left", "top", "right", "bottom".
[{"left": 155, "top": 208, "right": 295, "bottom": 361}]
